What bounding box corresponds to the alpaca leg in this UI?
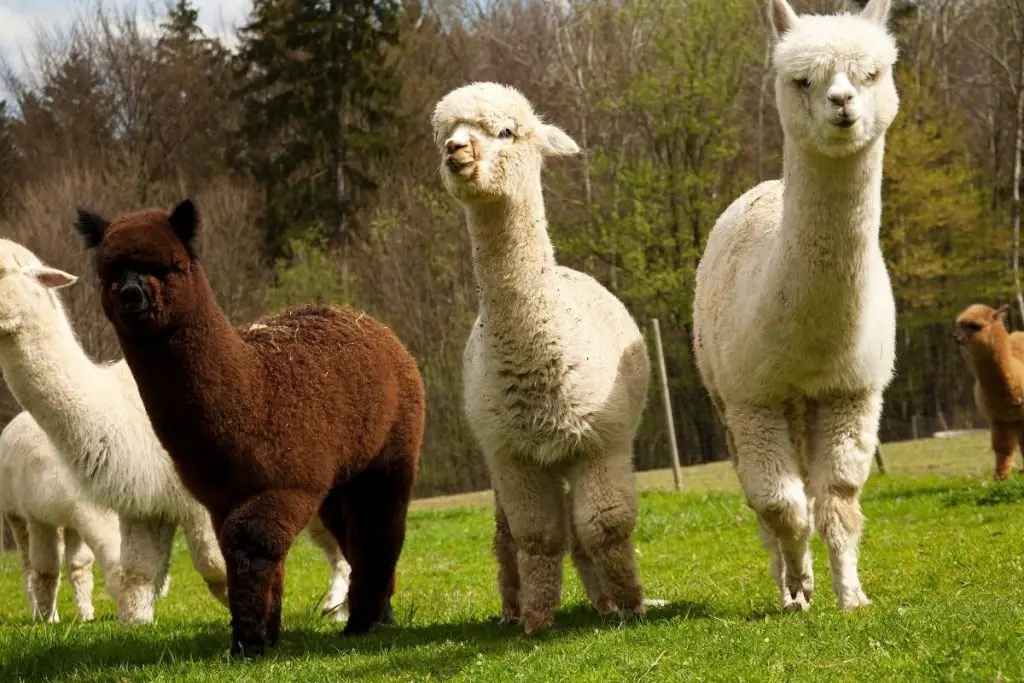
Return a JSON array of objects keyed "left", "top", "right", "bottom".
[
  {"left": 487, "top": 455, "right": 567, "bottom": 634},
  {"left": 117, "top": 518, "right": 175, "bottom": 624},
  {"left": 7, "top": 514, "right": 35, "bottom": 615},
  {"left": 306, "top": 515, "right": 351, "bottom": 622},
  {"left": 220, "top": 489, "right": 320, "bottom": 657},
  {"left": 63, "top": 528, "right": 96, "bottom": 621},
  {"left": 334, "top": 460, "right": 415, "bottom": 636},
  {"left": 728, "top": 404, "right": 813, "bottom": 612},
  {"left": 806, "top": 393, "right": 880, "bottom": 611},
  {"left": 71, "top": 509, "right": 122, "bottom": 603},
  {"left": 182, "top": 510, "right": 229, "bottom": 607},
  {"left": 568, "top": 445, "right": 644, "bottom": 620},
  {"left": 27, "top": 520, "right": 62, "bottom": 623},
  {"left": 992, "top": 421, "right": 1017, "bottom": 481},
  {"left": 493, "top": 491, "right": 522, "bottom": 623}
]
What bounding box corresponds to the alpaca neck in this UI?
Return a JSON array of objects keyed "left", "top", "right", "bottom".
[
  {"left": 464, "top": 180, "right": 560, "bottom": 328},
  {"left": 119, "top": 268, "right": 255, "bottom": 442},
  {"left": 971, "top": 328, "right": 1022, "bottom": 402},
  {"left": 765, "top": 136, "right": 886, "bottom": 311},
  {"left": 0, "top": 312, "right": 108, "bottom": 448}
]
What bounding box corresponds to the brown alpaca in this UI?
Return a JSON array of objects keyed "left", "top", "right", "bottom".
[
  {"left": 954, "top": 303, "right": 1024, "bottom": 481},
  {"left": 74, "top": 200, "right": 425, "bottom": 657}
]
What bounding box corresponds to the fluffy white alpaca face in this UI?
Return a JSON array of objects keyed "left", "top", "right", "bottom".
[
  {"left": 0, "top": 239, "right": 77, "bottom": 335},
  {"left": 431, "top": 82, "right": 579, "bottom": 202},
  {"left": 770, "top": 0, "right": 899, "bottom": 158}
]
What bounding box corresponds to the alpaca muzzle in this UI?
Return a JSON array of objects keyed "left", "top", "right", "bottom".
[
  {"left": 117, "top": 275, "right": 151, "bottom": 316},
  {"left": 444, "top": 140, "right": 475, "bottom": 174}
]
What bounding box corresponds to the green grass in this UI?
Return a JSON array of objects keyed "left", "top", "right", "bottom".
[{"left": 2, "top": 432, "right": 1024, "bottom": 681}]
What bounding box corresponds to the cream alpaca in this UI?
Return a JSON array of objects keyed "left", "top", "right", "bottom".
[
  {"left": 432, "top": 83, "right": 651, "bottom": 633},
  {"left": 0, "top": 411, "right": 121, "bottom": 622},
  {"left": 692, "top": 0, "right": 899, "bottom": 612},
  {"left": 0, "top": 238, "right": 351, "bottom": 624}
]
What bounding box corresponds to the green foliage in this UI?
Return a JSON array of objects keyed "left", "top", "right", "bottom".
[
  {"left": 265, "top": 229, "right": 354, "bottom": 311},
  {"left": 233, "top": 0, "right": 403, "bottom": 254},
  {"left": 882, "top": 69, "right": 1006, "bottom": 325}
]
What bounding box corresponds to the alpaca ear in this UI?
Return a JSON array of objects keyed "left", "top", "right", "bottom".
[
  {"left": 28, "top": 266, "right": 78, "bottom": 290},
  {"left": 75, "top": 208, "right": 110, "bottom": 249},
  {"left": 996, "top": 303, "right": 1011, "bottom": 319},
  {"left": 539, "top": 124, "right": 580, "bottom": 157},
  {"left": 168, "top": 198, "right": 199, "bottom": 258},
  {"left": 860, "top": 0, "right": 892, "bottom": 26},
  {"left": 769, "top": 0, "right": 800, "bottom": 39}
]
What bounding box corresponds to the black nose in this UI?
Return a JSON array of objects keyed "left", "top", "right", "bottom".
[
  {"left": 118, "top": 281, "right": 149, "bottom": 314},
  {"left": 446, "top": 139, "right": 467, "bottom": 154}
]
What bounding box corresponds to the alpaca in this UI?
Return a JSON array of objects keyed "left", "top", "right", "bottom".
[
  {"left": 0, "top": 238, "right": 351, "bottom": 625},
  {"left": 954, "top": 303, "right": 1024, "bottom": 480},
  {"left": 0, "top": 411, "right": 121, "bottom": 622},
  {"left": 692, "top": 0, "right": 900, "bottom": 612},
  {"left": 75, "top": 199, "right": 425, "bottom": 657},
  {"left": 431, "top": 83, "right": 651, "bottom": 634}
]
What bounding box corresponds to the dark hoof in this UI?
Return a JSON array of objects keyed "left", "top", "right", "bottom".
[
  {"left": 343, "top": 607, "right": 394, "bottom": 635},
  {"left": 230, "top": 639, "right": 266, "bottom": 658}
]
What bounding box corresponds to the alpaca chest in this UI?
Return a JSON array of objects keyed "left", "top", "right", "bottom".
[{"left": 464, "top": 348, "right": 600, "bottom": 462}]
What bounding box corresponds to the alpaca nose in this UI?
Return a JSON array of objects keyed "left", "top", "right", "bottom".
[
  {"left": 446, "top": 139, "right": 467, "bottom": 154},
  {"left": 828, "top": 91, "right": 854, "bottom": 107},
  {"left": 118, "top": 280, "right": 149, "bottom": 313}
]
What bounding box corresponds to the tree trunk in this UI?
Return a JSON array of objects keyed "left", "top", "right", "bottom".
[{"left": 1013, "top": 73, "right": 1024, "bottom": 319}]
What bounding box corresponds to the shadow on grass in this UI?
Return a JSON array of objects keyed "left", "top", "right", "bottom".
[
  {"left": 866, "top": 483, "right": 962, "bottom": 503},
  {"left": 1, "top": 600, "right": 713, "bottom": 680}
]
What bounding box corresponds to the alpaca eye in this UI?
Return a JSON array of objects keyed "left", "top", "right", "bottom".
[
  {"left": 795, "top": 78, "right": 811, "bottom": 90},
  {"left": 866, "top": 70, "right": 880, "bottom": 82},
  {"left": 498, "top": 128, "right": 515, "bottom": 140},
  {"left": 964, "top": 323, "right": 981, "bottom": 332}
]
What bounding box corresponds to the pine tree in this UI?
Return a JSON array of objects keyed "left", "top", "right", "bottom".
[{"left": 233, "top": 0, "right": 402, "bottom": 253}]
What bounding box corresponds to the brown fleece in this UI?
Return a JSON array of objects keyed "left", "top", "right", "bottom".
[
  {"left": 954, "top": 303, "right": 1024, "bottom": 481},
  {"left": 76, "top": 200, "right": 425, "bottom": 657}
]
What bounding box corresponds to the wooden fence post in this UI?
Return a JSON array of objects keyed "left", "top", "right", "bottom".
[
  {"left": 651, "top": 318, "right": 683, "bottom": 491},
  {"left": 874, "top": 444, "right": 887, "bottom": 474}
]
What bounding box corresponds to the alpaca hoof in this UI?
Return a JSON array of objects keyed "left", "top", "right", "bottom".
[
  {"left": 498, "top": 609, "right": 521, "bottom": 625},
  {"left": 617, "top": 601, "right": 646, "bottom": 621},
  {"left": 839, "top": 588, "right": 871, "bottom": 611},
  {"left": 593, "top": 597, "right": 618, "bottom": 616},
  {"left": 343, "top": 608, "right": 392, "bottom": 636},
  {"left": 781, "top": 591, "right": 811, "bottom": 612},
  {"left": 78, "top": 607, "right": 95, "bottom": 622},
  {"left": 230, "top": 640, "right": 265, "bottom": 658},
  {"left": 322, "top": 600, "right": 349, "bottom": 622},
  {"left": 522, "top": 612, "right": 553, "bottom": 635}
]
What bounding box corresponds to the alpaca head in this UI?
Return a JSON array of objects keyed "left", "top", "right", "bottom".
[
  {"left": 0, "top": 239, "right": 77, "bottom": 337},
  {"left": 75, "top": 199, "right": 200, "bottom": 338},
  {"left": 431, "top": 82, "right": 580, "bottom": 203},
  {"left": 769, "top": 0, "right": 899, "bottom": 159},
  {"left": 954, "top": 304, "right": 1010, "bottom": 358}
]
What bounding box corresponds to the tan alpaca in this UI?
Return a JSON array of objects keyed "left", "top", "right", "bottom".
[{"left": 954, "top": 303, "right": 1024, "bottom": 480}]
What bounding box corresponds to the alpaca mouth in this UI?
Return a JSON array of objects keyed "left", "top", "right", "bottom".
[
  {"left": 446, "top": 156, "right": 474, "bottom": 174},
  {"left": 834, "top": 116, "right": 857, "bottom": 129}
]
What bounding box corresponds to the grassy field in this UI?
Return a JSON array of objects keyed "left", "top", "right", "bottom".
[{"left": 2, "top": 432, "right": 1024, "bottom": 681}]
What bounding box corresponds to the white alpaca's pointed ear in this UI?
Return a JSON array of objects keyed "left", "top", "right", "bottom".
[
  {"left": 28, "top": 266, "right": 78, "bottom": 290},
  {"left": 539, "top": 124, "right": 580, "bottom": 157},
  {"left": 860, "top": 0, "right": 892, "bottom": 26},
  {"left": 769, "top": 0, "right": 800, "bottom": 39}
]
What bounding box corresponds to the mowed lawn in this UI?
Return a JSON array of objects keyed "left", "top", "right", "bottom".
[{"left": 2, "top": 433, "right": 1024, "bottom": 681}]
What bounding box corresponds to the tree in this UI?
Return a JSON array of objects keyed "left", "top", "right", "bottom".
[{"left": 233, "top": 0, "right": 403, "bottom": 255}]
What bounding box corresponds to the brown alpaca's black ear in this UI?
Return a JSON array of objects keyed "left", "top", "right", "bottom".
[
  {"left": 75, "top": 208, "right": 110, "bottom": 249},
  {"left": 996, "top": 304, "right": 1011, "bottom": 320},
  {"left": 169, "top": 199, "right": 198, "bottom": 258}
]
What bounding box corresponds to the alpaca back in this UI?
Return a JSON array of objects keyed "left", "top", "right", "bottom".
[{"left": 0, "top": 412, "right": 117, "bottom": 533}]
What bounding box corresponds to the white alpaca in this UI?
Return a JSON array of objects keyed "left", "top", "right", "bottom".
[
  {"left": 692, "top": 0, "right": 899, "bottom": 612},
  {"left": 432, "top": 83, "right": 651, "bottom": 633},
  {"left": 0, "top": 238, "right": 351, "bottom": 624},
  {"left": 0, "top": 411, "right": 121, "bottom": 622}
]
